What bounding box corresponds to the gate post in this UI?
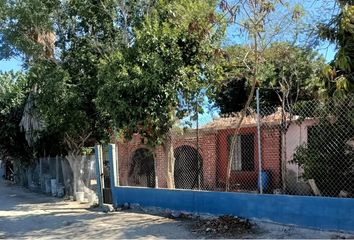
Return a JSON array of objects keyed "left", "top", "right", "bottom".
[
  {"left": 108, "top": 144, "right": 118, "bottom": 206},
  {"left": 95, "top": 145, "right": 104, "bottom": 207}
]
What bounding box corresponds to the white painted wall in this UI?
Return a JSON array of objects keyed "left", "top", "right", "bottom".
[{"left": 285, "top": 119, "right": 316, "bottom": 194}]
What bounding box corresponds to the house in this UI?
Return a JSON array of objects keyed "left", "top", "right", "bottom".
[{"left": 115, "top": 107, "right": 315, "bottom": 193}]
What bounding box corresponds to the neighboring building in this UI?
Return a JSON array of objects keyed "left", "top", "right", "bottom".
[
  {"left": 285, "top": 119, "right": 317, "bottom": 194},
  {"left": 115, "top": 108, "right": 315, "bottom": 193}
]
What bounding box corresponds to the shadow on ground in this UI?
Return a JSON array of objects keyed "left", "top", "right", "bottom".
[{"left": 0, "top": 181, "right": 199, "bottom": 239}]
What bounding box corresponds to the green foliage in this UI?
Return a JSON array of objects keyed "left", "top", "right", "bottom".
[
  {"left": 0, "top": 0, "right": 57, "bottom": 61},
  {"left": 318, "top": 1, "right": 354, "bottom": 97},
  {"left": 28, "top": 60, "right": 90, "bottom": 139},
  {"left": 262, "top": 43, "right": 326, "bottom": 104},
  {"left": 215, "top": 43, "right": 326, "bottom": 113},
  {"left": 0, "top": 0, "right": 222, "bottom": 160},
  {"left": 292, "top": 98, "right": 354, "bottom": 196},
  {"left": 215, "top": 76, "right": 249, "bottom": 113},
  {"left": 0, "top": 71, "right": 33, "bottom": 164},
  {"left": 97, "top": 0, "right": 225, "bottom": 146},
  {"left": 20, "top": 0, "right": 131, "bottom": 152}
]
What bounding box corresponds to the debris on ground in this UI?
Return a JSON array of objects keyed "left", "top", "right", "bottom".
[
  {"left": 192, "top": 215, "right": 253, "bottom": 237},
  {"left": 102, "top": 204, "right": 115, "bottom": 213},
  {"left": 331, "top": 234, "right": 351, "bottom": 239},
  {"left": 130, "top": 203, "right": 142, "bottom": 210},
  {"left": 88, "top": 203, "right": 115, "bottom": 213},
  {"left": 91, "top": 203, "right": 99, "bottom": 208},
  {"left": 168, "top": 211, "right": 194, "bottom": 220},
  {"left": 338, "top": 190, "right": 353, "bottom": 198},
  {"left": 119, "top": 202, "right": 131, "bottom": 210}
]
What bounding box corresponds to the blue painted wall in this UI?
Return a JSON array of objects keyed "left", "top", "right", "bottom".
[{"left": 112, "top": 187, "right": 354, "bottom": 232}]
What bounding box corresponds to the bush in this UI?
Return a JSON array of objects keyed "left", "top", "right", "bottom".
[{"left": 292, "top": 99, "right": 354, "bottom": 196}]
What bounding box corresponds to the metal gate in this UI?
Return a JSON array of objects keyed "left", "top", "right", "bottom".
[{"left": 95, "top": 145, "right": 112, "bottom": 205}]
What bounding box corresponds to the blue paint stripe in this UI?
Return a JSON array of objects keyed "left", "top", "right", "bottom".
[{"left": 112, "top": 187, "right": 354, "bottom": 232}]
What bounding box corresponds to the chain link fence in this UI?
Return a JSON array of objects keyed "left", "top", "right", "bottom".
[
  {"left": 13, "top": 156, "right": 67, "bottom": 196},
  {"left": 116, "top": 95, "right": 354, "bottom": 198},
  {"left": 16, "top": 154, "right": 98, "bottom": 202}
]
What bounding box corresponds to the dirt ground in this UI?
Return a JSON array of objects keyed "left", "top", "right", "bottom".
[{"left": 0, "top": 180, "right": 353, "bottom": 239}]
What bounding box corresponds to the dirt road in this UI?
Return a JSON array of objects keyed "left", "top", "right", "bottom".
[
  {"left": 0, "top": 181, "right": 199, "bottom": 239},
  {"left": 0, "top": 180, "right": 352, "bottom": 239}
]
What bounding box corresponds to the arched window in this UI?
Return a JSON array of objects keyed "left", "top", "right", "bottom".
[
  {"left": 174, "top": 145, "right": 203, "bottom": 189},
  {"left": 129, "top": 148, "right": 155, "bottom": 188}
]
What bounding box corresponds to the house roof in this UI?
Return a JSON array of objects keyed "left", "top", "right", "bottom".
[{"left": 202, "top": 107, "right": 296, "bottom": 130}]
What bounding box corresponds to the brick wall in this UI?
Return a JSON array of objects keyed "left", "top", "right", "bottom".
[
  {"left": 116, "top": 130, "right": 218, "bottom": 189},
  {"left": 217, "top": 126, "right": 281, "bottom": 191},
  {"left": 116, "top": 134, "right": 145, "bottom": 186},
  {"left": 115, "top": 125, "right": 281, "bottom": 191},
  {"left": 261, "top": 125, "right": 281, "bottom": 189},
  {"left": 217, "top": 127, "right": 259, "bottom": 191}
]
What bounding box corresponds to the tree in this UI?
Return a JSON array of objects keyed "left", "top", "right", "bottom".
[
  {"left": 219, "top": 0, "right": 308, "bottom": 191},
  {"left": 215, "top": 76, "right": 249, "bottom": 114},
  {"left": 215, "top": 43, "right": 326, "bottom": 114},
  {"left": 25, "top": 0, "right": 127, "bottom": 197},
  {"left": 318, "top": 0, "right": 354, "bottom": 98},
  {"left": 97, "top": 0, "right": 225, "bottom": 188},
  {"left": 262, "top": 43, "right": 325, "bottom": 104},
  {"left": 0, "top": 71, "right": 33, "bottom": 165},
  {"left": 1, "top": 0, "right": 160, "bottom": 148},
  {"left": 0, "top": 0, "right": 149, "bottom": 197},
  {"left": 0, "top": 0, "right": 57, "bottom": 62}
]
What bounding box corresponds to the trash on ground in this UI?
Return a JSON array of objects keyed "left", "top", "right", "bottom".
[{"left": 192, "top": 215, "right": 253, "bottom": 236}]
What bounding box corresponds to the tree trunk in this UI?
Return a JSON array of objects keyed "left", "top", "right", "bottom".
[
  {"left": 281, "top": 98, "right": 287, "bottom": 191},
  {"left": 225, "top": 82, "right": 257, "bottom": 191},
  {"left": 152, "top": 150, "right": 159, "bottom": 188},
  {"left": 164, "top": 135, "right": 175, "bottom": 189},
  {"left": 66, "top": 151, "right": 80, "bottom": 200},
  {"left": 225, "top": 30, "right": 259, "bottom": 191},
  {"left": 63, "top": 132, "right": 93, "bottom": 201}
]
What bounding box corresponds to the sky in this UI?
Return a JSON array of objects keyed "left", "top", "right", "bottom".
[{"left": 0, "top": 58, "right": 22, "bottom": 72}]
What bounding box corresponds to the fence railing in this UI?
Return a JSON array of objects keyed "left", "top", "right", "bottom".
[{"left": 115, "top": 95, "right": 354, "bottom": 198}]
